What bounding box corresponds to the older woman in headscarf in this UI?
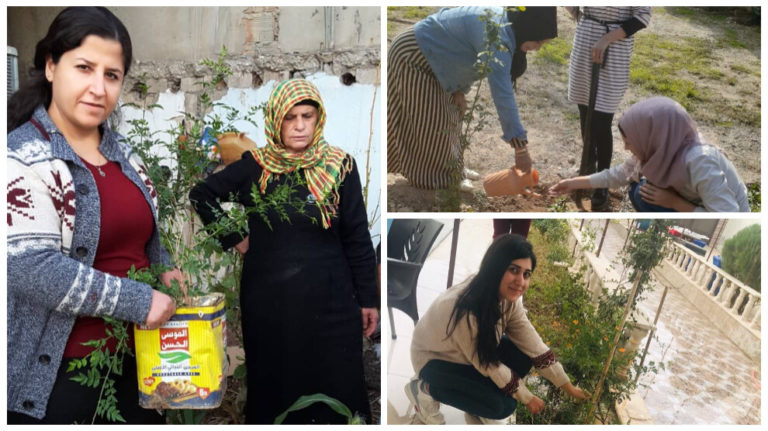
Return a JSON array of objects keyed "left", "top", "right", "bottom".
[
  {"left": 190, "top": 79, "right": 379, "bottom": 424},
  {"left": 549, "top": 96, "right": 749, "bottom": 212},
  {"left": 388, "top": 6, "right": 558, "bottom": 191}
]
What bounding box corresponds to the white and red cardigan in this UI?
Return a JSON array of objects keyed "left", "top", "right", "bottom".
[{"left": 6, "top": 106, "right": 171, "bottom": 419}]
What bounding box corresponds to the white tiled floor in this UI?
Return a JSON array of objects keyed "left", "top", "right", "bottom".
[{"left": 385, "top": 219, "right": 495, "bottom": 424}]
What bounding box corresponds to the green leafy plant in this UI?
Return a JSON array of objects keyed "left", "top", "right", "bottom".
[
  {"left": 274, "top": 394, "right": 364, "bottom": 424},
  {"left": 437, "top": 7, "right": 518, "bottom": 211},
  {"left": 71, "top": 45, "right": 379, "bottom": 424},
  {"left": 721, "top": 224, "right": 760, "bottom": 291},
  {"left": 747, "top": 182, "right": 760, "bottom": 212},
  {"left": 579, "top": 222, "right": 597, "bottom": 253},
  {"left": 67, "top": 317, "right": 132, "bottom": 423},
  {"left": 547, "top": 196, "right": 568, "bottom": 213},
  {"left": 621, "top": 220, "right": 669, "bottom": 306},
  {"left": 69, "top": 47, "right": 254, "bottom": 424},
  {"left": 518, "top": 220, "right": 666, "bottom": 424}
]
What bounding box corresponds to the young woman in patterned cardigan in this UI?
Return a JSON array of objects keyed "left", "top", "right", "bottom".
[
  {"left": 7, "top": 7, "right": 182, "bottom": 424},
  {"left": 406, "top": 234, "right": 587, "bottom": 425}
]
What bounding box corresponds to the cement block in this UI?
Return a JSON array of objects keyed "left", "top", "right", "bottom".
[
  {"left": 615, "top": 393, "right": 654, "bottom": 425},
  {"left": 355, "top": 67, "right": 379, "bottom": 85},
  {"left": 181, "top": 76, "right": 203, "bottom": 93},
  {"left": 146, "top": 78, "right": 167, "bottom": 94},
  {"left": 229, "top": 71, "right": 253, "bottom": 89},
  {"left": 184, "top": 96, "right": 201, "bottom": 118},
  {"left": 262, "top": 70, "right": 289, "bottom": 83}
]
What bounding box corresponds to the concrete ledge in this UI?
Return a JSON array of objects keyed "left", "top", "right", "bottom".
[
  {"left": 654, "top": 261, "right": 760, "bottom": 362},
  {"left": 615, "top": 393, "right": 654, "bottom": 425}
]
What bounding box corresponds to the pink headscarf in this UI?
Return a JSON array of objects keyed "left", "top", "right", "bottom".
[{"left": 618, "top": 97, "right": 701, "bottom": 191}]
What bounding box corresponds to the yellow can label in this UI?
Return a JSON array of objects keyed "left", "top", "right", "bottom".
[{"left": 134, "top": 293, "right": 227, "bottom": 409}]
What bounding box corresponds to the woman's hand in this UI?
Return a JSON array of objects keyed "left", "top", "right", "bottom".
[
  {"left": 145, "top": 290, "right": 176, "bottom": 329},
  {"left": 451, "top": 91, "right": 467, "bottom": 116},
  {"left": 638, "top": 182, "right": 695, "bottom": 211},
  {"left": 159, "top": 267, "right": 185, "bottom": 287},
  {"left": 549, "top": 179, "right": 575, "bottom": 195},
  {"left": 514, "top": 148, "right": 532, "bottom": 174},
  {"left": 591, "top": 36, "right": 612, "bottom": 64},
  {"left": 561, "top": 382, "right": 588, "bottom": 400},
  {"left": 235, "top": 236, "right": 250, "bottom": 255},
  {"left": 159, "top": 267, "right": 188, "bottom": 297},
  {"left": 361, "top": 307, "right": 379, "bottom": 338},
  {"left": 525, "top": 395, "right": 545, "bottom": 414},
  {"left": 591, "top": 28, "right": 628, "bottom": 64},
  {"left": 549, "top": 176, "right": 592, "bottom": 196}
]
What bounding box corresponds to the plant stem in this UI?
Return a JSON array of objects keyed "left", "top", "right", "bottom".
[
  {"left": 363, "top": 64, "right": 380, "bottom": 211},
  {"left": 91, "top": 331, "right": 126, "bottom": 424},
  {"left": 585, "top": 269, "right": 645, "bottom": 424}
]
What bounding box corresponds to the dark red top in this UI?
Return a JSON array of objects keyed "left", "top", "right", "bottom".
[{"left": 63, "top": 160, "right": 155, "bottom": 358}]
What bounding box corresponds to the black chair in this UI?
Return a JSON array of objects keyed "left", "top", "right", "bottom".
[{"left": 387, "top": 219, "right": 443, "bottom": 339}]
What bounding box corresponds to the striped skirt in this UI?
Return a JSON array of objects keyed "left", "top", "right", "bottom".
[
  {"left": 388, "top": 27, "right": 462, "bottom": 189},
  {"left": 567, "top": 7, "right": 650, "bottom": 114}
]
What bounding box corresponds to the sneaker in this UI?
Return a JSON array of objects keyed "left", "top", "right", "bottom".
[
  {"left": 479, "top": 416, "right": 508, "bottom": 425},
  {"left": 463, "top": 168, "right": 482, "bottom": 180},
  {"left": 464, "top": 412, "right": 483, "bottom": 424},
  {"left": 405, "top": 379, "right": 445, "bottom": 425},
  {"left": 464, "top": 412, "right": 511, "bottom": 425},
  {"left": 460, "top": 178, "right": 475, "bottom": 192}
]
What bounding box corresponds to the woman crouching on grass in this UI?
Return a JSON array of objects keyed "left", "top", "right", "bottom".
[{"left": 406, "top": 234, "right": 587, "bottom": 424}]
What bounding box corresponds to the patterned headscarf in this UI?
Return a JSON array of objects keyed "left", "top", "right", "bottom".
[
  {"left": 618, "top": 97, "right": 701, "bottom": 191},
  {"left": 251, "top": 79, "right": 351, "bottom": 228}
]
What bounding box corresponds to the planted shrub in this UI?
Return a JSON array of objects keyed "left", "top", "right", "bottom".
[{"left": 518, "top": 221, "right": 665, "bottom": 424}]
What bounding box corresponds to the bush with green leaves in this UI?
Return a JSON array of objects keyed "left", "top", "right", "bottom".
[
  {"left": 69, "top": 47, "right": 320, "bottom": 424},
  {"left": 71, "top": 44, "right": 380, "bottom": 424},
  {"left": 721, "top": 224, "right": 760, "bottom": 291},
  {"left": 518, "top": 221, "right": 665, "bottom": 424}
]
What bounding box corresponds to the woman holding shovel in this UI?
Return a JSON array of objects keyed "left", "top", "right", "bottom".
[
  {"left": 567, "top": 7, "right": 651, "bottom": 210},
  {"left": 405, "top": 234, "right": 587, "bottom": 424},
  {"left": 388, "top": 6, "right": 557, "bottom": 191},
  {"left": 549, "top": 97, "right": 750, "bottom": 212}
]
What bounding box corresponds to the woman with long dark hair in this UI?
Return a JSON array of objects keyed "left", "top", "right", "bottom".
[
  {"left": 7, "top": 7, "right": 181, "bottom": 423},
  {"left": 388, "top": 7, "right": 558, "bottom": 191},
  {"left": 407, "top": 234, "right": 586, "bottom": 424}
]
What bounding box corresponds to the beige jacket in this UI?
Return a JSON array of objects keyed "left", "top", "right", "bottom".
[{"left": 410, "top": 280, "right": 570, "bottom": 404}]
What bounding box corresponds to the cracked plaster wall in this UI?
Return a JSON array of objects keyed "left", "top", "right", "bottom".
[
  {"left": 8, "top": 7, "right": 382, "bottom": 241},
  {"left": 9, "top": 7, "right": 381, "bottom": 107}
]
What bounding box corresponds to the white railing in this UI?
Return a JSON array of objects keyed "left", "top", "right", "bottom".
[{"left": 665, "top": 242, "right": 761, "bottom": 331}]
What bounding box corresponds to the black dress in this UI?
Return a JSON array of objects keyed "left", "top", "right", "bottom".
[{"left": 189, "top": 151, "right": 378, "bottom": 424}]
